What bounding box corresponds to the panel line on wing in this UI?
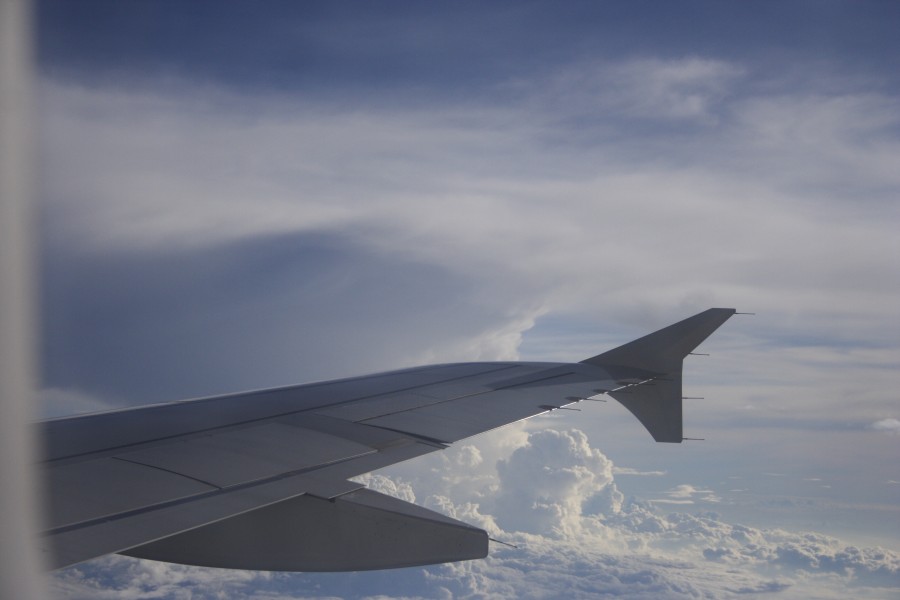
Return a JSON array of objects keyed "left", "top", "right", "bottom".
[
  {"left": 357, "top": 371, "right": 577, "bottom": 422},
  {"left": 111, "top": 456, "right": 223, "bottom": 490},
  {"left": 114, "top": 423, "right": 377, "bottom": 489},
  {"left": 310, "top": 365, "right": 534, "bottom": 422},
  {"left": 358, "top": 370, "right": 613, "bottom": 443},
  {"left": 43, "top": 461, "right": 367, "bottom": 537}
]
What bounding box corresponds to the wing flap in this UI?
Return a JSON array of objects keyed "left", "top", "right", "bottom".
[{"left": 123, "top": 488, "right": 488, "bottom": 571}]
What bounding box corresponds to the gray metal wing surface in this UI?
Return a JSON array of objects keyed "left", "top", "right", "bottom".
[{"left": 40, "top": 308, "right": 736, "bottom": 572}]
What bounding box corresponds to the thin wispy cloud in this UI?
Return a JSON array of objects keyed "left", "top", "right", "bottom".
[
  {"left": 872, "top": 419, "right": 900, "bottom": 434},
  {"left": 613, "top": 467, "right": 667, "bottom": 476}
]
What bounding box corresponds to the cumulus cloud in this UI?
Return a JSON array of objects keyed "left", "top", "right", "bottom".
[
  {"left": 50, "top": 554, "right": 266, "bottom": 600},
  {"left": 350, "top": 474, "right": 417, "bottom": 504},
  {"left": 491, "top": 429, "right": 621, "bottom": 536}
]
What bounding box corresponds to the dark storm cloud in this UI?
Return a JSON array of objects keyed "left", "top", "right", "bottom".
[{"left": 41, "top": 230, "right": 494, "bottom": 406}]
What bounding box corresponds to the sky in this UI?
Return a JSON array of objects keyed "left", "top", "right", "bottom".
[{"left": 35, "top": 1, "right": 900, "bottom": 598}]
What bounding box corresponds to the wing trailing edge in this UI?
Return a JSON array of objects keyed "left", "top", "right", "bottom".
[{"left": 581, "top": 308, "right": 736, "bottom": 443}]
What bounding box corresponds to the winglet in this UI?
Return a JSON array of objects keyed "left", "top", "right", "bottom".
[
  {"left": 581, "top": 308, "right": 737, "bottom": 374},
  {"left": 581, "top": 308, "right": 736, "bottom": 443}
]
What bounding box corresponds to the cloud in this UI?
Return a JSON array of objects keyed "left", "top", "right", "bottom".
[
  {"left": 49, "top": 554, "right": 266, "bottom": 600},
  {"left": 661, "top": 484, "right": 719, "bottom": 501},
  {"left": 39, "top": 65, "right": 900, "bottom": 428},
  {"left": 350, "top": 474, "right": 416, "bottom": 504},
  {"left": 612, "top": 467, "right": 667, "bottom": 476},
  {"left": 571, "top": 57, "right": 742, "bottom": 122},
  {"left": 39, "top": 63, "right": 900, "bottom": 338},
  {"left": 40, "top": 229, "right": 543, "bottom": 404},
  {"left": 871, "top": 418, "right": 900, "bottom": 434},
  {"left": 491, "top": 429, "right": 621, "bottom": 536},
  {"left": 644, "top": 485, "right": 723, "bottom": 507}
]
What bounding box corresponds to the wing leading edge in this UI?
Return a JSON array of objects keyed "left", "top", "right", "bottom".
[{"left": 40, "top": 308, "right": 736, "bottom": 571}]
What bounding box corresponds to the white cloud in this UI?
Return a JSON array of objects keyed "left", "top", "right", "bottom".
[
  {"left": 49, "top": 554, "right": 266, "bottom": 600},
  {"left": 653, "top": 484, "right": 721, "bottom": 505},
  {"left": 350, "top": 474, "right": 417, "bottom": 504},
  {"left": 612, "top": 467, "right": 667, "bottom": 476},
  {"left": 491, "top": 428, "right": 621, "bottom": 536},
  {"left": 594, "top": 57, "right": 743, "bottom": 121},
  {"left": 871, "top": 418, "right": 900, "bottom": 434},
  {"left": 522, "top": 57, "right": 742, "bottom": 125}
]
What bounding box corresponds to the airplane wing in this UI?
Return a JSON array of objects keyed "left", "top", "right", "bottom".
[{"left": 40, "top": 308, "right": 736, "bottom": 572}]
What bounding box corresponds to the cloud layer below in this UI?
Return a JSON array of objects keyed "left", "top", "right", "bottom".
[{"left": 50, "top": 428, "right": 899, "bottom": 599}]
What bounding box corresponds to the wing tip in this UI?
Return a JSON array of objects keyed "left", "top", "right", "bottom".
[{"left": 585, "top": 307, "right": 738, "bottom": 444}]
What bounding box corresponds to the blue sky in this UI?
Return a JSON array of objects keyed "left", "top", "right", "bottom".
[{"left": 37, "top": 1, "right": 900, "bottom": 598}]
